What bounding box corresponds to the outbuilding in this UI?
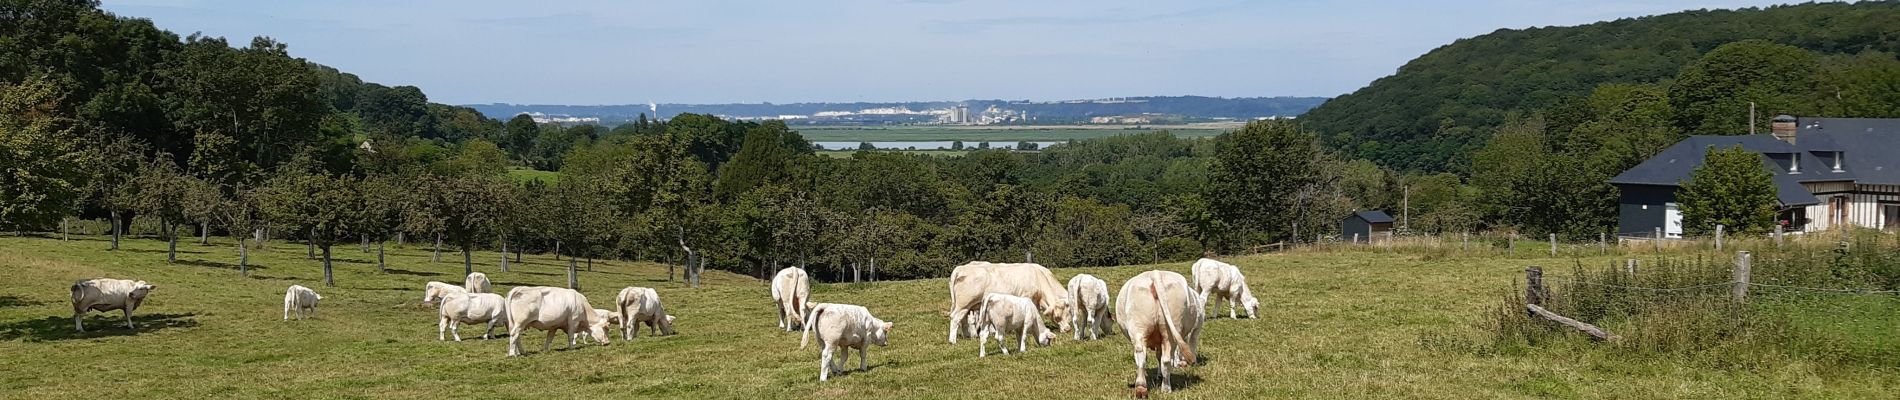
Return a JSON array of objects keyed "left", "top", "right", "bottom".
[{"left": 1341, "top": 211, "right": 1394, "bottom": 243}]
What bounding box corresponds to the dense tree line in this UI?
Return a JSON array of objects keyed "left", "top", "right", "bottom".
[{"left": 1300, "top": 1, "right": 1900, "bottom": 173}]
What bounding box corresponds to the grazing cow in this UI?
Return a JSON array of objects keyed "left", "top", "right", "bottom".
[
  {"left": 770, "top": 267, "right": 812, "bottom": 332},
  {"left": 464, "top": 272, "right": 492, "bottom": 294},
  {"left": 1066, "top": 273, "right": 1114, "bottom": 340},
  {"left": 282, "top": 285, "right": 322, "bottom": 321},
  {"left": 438, "top": 292, "right": 508, "bottom": 341},
  {"left": 615, "top": 286, "right": 675, "bottom": 340},
  {"left": 1191, "top": 258, "right": 1259, "bottom": 319},
  {"left": 505, "top": 286, "right": 610, "bottom": 356},
  {"left": 422, "top": 281, "right": 466, "bottom": 306},
  {"left": 946, "top": 261, "right": 1073, "bottom": 343},
  {"left": 70, "top": 278, "right": 156, "bottom": 332},
  {"left": 578, "top": 308, "right": 620, "bottom": 344},
  {"left": 976, "top": 293, "right": 1055, "bottom": 357},
  {"left": 1116, "top": 271, "right": 1200, "bottom": 397},
  {"left": 800, "top": 303, "right": 892, "bottom": 382}
]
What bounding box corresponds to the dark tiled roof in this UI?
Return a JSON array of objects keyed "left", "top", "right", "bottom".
[
  {"left": 1347, "top": 211, "right": 1394, "bottom": 224},
  {"left": 1609, "top": 135, "right": 1820, "bottom": 207},
  {"left": 1611, "top": 117, "right": 1900, "bottom": 206}
]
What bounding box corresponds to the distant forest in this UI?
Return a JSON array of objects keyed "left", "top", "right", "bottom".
[
  {"left": 468, "top": 96, "right": 1328, "bottom": 124},
  {"left": 1300, "top": 1, "right": 1900, "bottom": 173}
]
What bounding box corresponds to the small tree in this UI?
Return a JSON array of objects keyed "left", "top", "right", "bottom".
[
  {"left": 262, "top": 172, "right": 361, "bottom": 287},
  {"left": 1678, "top": 145, "right": 1778, "bottom": 236},
  {"left": 132, "top": 156, "right": 194, "bottom": 263}
]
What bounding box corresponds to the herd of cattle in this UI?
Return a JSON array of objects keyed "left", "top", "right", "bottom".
[{"left": 65, "top": 257, "right": 1260, "bottom": 397}]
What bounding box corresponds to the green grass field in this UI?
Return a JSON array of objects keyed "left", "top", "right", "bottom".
[
  {"left": 2, "top": 235, "right": 1896, "bottom": 399},
  {"left": 795, "top": 126, "right": 1228, "bottom": 142}
]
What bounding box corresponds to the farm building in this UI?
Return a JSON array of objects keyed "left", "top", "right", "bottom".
[
  {"left": 1610, "top": 116, "right": 1900, "bottom": 237},
  {"left": 1341, "top": 211, "right": 1395, "bottom": 243}
]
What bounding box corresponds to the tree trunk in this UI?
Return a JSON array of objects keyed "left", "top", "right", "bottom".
[
  {"left": 433, "top": 234, "right": 442, "bottom": 263},
  {"left": 110, "top": 210, "right": 121, "bottom": 250},
  {"left": 586, "top": 257, "right": 593, "bottom": 272},
  {"left": 555, "top": 241, "right": 562, "bottom": 260},
  {"left": 514, "top": 245, "right": 522, "bottom": 263},
  {"left": 567, "top": 254, "right": 579, "bottom": 290},
  {"left": 853, "top": 260, "right": 861, "bottom": 283},
  {"left": 306, "top": 228, "right": 315, "bottom": 260},
  {"left": 668, "top": 252, "right": 676, "bottom": 282},
  {"left": 322, "top": 244, "right": 335, "bottom": 287},
  {"left": 377, "top": 241, "right": 386, "bottom": 272},
  {"left": 869, "top": 257, "right": 876, "bottom": 283},
  {"left": 166, "top": 222, "right": 178, "bottom": 263},
  {"left": 361, "top": 234, "right": 369, "bottom": 253},
  {"left": 60, "top": 217, "right": 67, "bottom": 241},
  {"left": 199, "top": 222, "right": 208, "bottom": 245},
  {"left": 238, "top": 236, "right": 248, "bottom": 276},
  {"left": 462, "top": 245, "right": 473, "bottom": 277},
  {"left": 500, "top": 240, "right": 510, "bottom": 272},
  {"left": 396, "top": 231, "right": 404, "bottom": 246}
]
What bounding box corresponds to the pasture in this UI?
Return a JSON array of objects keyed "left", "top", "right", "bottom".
[{"left": 2, "top": 235, "right": 1896, "bottom": 399}]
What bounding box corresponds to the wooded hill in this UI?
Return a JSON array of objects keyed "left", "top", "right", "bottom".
[{"left": 1300, "top": 1, "right": 1900, "bottom": 173}]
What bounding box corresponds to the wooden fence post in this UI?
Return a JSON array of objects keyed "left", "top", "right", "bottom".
[
  {"left": 1733, "top": 251, "right": 1751, "bottom": 305},
  {"left": 1352, "top": 233, "right": 1359, "bottom": 245},
  {"left": 1462, "top": 232, "right": 1468, "bottom": 251},
  {"left": 1549, "top": 233, "right": 1557, "bottom": 256},
  {"left": 1599, "top": 232, "right": 1606, "bottom": 255},
  {"left": 1653, "top": 227, "right": 1662, "bottom": 252},
  {"left": 1774, "top": 224, "right": 1783, "bottom": 248},
  {"left": 1625, "top": 259, "right": 1637, "bottom": 275},
  {"left": 1715, "top": 224, "right": 1725, "bottom": 251},
  {"left": 1509, "top": 233, "right": 1516, "bottom": 256},
  {"left": 1525, "top": 266, "right": 1546, "bottom": 306}
]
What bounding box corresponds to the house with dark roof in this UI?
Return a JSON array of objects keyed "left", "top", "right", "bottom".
[
  {"left": 1340, "top": 211, "right": 1394, "bottom": 242},
  {"left": 1610, "top": 116, "right": 1900, "bottom": 237}
]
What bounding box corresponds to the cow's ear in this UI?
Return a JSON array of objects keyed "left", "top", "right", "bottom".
[{"left": 882, "top": 322, "right": 894, "bottom": 332}]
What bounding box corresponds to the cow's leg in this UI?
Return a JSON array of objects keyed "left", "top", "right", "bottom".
[
  {"left": 819, "top": 343, "right": 834, "bottom": 382},
  {"left": 1132, "top": 347, "right": 1149, "bottom": 398},
  {"left": 565, "top": 327, "right": 578, "bottom": 349},
  {"left": 507, "top": 327, "right": 522, "bottom": 356},
  {"left": 1227, "top": 293, "right": 1238, "bottom": 319},
  {"left": 858, "top": 346, "right": 868, "bottom": 372},
  {"left": 123, "top": 308, "right": 135, "bottom": 330},
  {"left": 452, "top": 320, "right": 465, "bottom": 341},
  {"left": 483, "top": 320, "right": 497, "bottom": 340},
  {"left": 1018, "top": 323, "right": 1028, "bottom": 352},
  {"left": 978, "top": 323, "right": 990, "bottom": 357},
  {"left": 542, "top": 330, "right": 556, "bottom": 352},
  {"left": 438, "top": 316, "right": 449, "bottom": 341},
  {"left": 74, "top": 310, "right": 84, "bottom": 333},
  {"left": 947, "top": 309, "right": 965, "bottom": 344},
  {"left": 776, "top": 301, "right": 787, "bottom": 330},
  {"left": 285, "top": 303, "right": 291, "bottom": 321}
]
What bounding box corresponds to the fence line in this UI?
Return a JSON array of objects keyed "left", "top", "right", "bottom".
[
  {"left": 1744, "top": 282, "right": 1900, "bottom": 294},
  {"left": 1538, "top": 276, "right": 1900, "bottom": 295}
]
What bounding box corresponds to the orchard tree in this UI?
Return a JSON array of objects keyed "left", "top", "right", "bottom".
[
  {"left": 132, "top": 155, "right": 194, "bottom": 262},
  {"left": 261, "top": 171, "right": 361, "bottom": 287},
  {"left": 1678, "top": 145, "right": 1778, "bottom": 235},
  {"left": 0, "top": 76, "right": 96, "bottom": 233}
]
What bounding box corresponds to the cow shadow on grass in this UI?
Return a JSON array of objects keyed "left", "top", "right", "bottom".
[
  {"left": 0, "top": 312, "right": 199, "bottom": 342},
  {"left": 0, "top": 295, "right": 46, "bottom": 308},
  {"left": 245, "top": 274, "right": 302, "bottom": 281},
  {"left": 120, "top": 248, "right": 208, "bottom": 255},
  {"left": 1124, "top": 370, "right": 1202, "bottom": 392},
  {"left": 177, "top": 259, "right": 264, "bottom": 271}
]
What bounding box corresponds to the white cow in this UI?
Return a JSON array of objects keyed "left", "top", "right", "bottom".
[
  {"left": 1066, "top": 273, "right": 1114, "bottom": 340},
  {"left": 946, "top": 261, "right": 1073, "bottom": 343},
  {"left": 977, "top": 293, "right": 1055, "bottom": 357},
  {"left": 464, "top": 272, "right": 492, "bottom": 294},
  {"left": 771, "top": 267, "right": 812, "bottom": 331},
  {"left": 70, "top": 278, "right": 156, "bottom": 332},
  {"left": 438, "top": 292, "right": 508, "bottom": 341},
  {"left": 422, "top": 281, "right": 466, "bottom": 306},
  {"left": 1191, "top": 258, "right": 1259, "bottom": 319},
  {"left": 615, "top": 286, "right": 675, "bottom": 340},
  {"left": 800, "top": 302, "right": 892, "bottom": 382},
  {"left": 505, "top": 286, "right": 611, "bottom": 356},
  {"left": 283, "top": 285, "right": 322, "bottom": 321},
  {"left": 1117, "top": 270, "right": 1201, "bottom": 397}
]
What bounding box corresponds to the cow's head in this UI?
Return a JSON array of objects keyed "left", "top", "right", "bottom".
[
  {"left": 1048, "top": 297, "right": 1075, "bottom": 332},
  {"left": 869, "top": 321, "right": 893, "bottom": 346},
  {"left": 1036, "top": 329, "right": 1056, "bottom": 347},
  {"left": 422, "top": 282, "right": 454, "bottom": 305},
  {"left": 1239, "top": 286, "right": 1260, "bottom": 319},
  {"left": 586, "top": 317, "right": 613, "bottom": 345},
  {"left": 130, "top": 281, "right": 155, "bottom": 299},
  {"left": 658, "top": 315, "right": 677, "bottom": 335}
]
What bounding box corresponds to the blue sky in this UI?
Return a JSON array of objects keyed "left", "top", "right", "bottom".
[{"left": 102, "top": 0, "right": 1798, "bottom": 105}]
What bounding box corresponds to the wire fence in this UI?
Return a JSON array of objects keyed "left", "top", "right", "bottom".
[{"left": 1541, "top": 275, "right": 1900, "bottom": 295}]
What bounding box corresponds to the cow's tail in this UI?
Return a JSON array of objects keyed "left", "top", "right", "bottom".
[
  {"left": 793, "top": 272, "right": 808, "bottom": 320},
  {"left": 1151, "top": 280, "right": 1195, "bottom": 364},
  {"left": 800, "top": 304, "right": 824, "bottom": 349}
]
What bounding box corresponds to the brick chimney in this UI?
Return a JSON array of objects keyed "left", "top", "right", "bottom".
[{"left": 1771, "top": 115, "right": 1797, "bottom": 144}]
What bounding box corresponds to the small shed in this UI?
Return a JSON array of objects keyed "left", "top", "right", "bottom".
[{"left": 1341, "top": 211, "right": 1395, "bottom": 243}]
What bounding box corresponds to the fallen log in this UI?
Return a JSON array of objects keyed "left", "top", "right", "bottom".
[{"left": 1526, "top": 304, "right": 1621, "bottom": 342}]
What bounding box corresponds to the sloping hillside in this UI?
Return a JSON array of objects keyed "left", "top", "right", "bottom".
[{"left": 1300, "top": 2, "right": 1900, "bottom": 172}]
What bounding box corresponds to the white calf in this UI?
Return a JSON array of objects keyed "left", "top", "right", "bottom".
[
  {"left": 977, "top": 293, "right": 1056, "bottom": 357},
  {"left": 615, "top": 287, "right": 675, "bottom": 340},
  {"left": 1067, "top": 273, "right": 1114, "bottom": 340},
  {"left": 800, "top": 303, "right": 892, "bottom": 382},
  {"left": 464, "top": 272, "right": 492, "bottom": 294},
  {"left": 1191, "top": 258, "right": 1259, "bottom": 319},
  {"left": 771, "top": 267, "right": 811, "bottom": 332},
  {"left": 283, "top": 285, "right": 322, "bottom": 320}
]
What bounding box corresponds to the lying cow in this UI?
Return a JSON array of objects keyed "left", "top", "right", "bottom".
[
  {"left": 977, "top": 293, "right": 1055, "bottom": 357},
  {"left": 1116, "top": 270, "right": 1201, "bottom": 397},
  {"left": 615, "top": 286, "right": 675, "bottom": 340},
  {"left": 283, "top": 285, "right": 322, "bottom": 321},
  {"left": 422, "top": 281, "right": 466, "bottom": 307},
  {"left": 946, "top": 261, "right": 1072, "bottom": 343},
  {"left": 71, "top": 278, "right": 156, "bottom": 332},
  {"left": 439, "top": 291, "right": 508, "bottom": 341},
  {"left": 1191, "top": 258, "right": 1259, "bottom": 319},
  {"left": 505, "top": 286, "right": 611, "bottom": 356},
  {"left": 464, "top": 272, "right": 492, "bottom": 294},
  {"left": 1066, "top": 273, "right": 1114, "bottom": 340},
  {"left": 800, "top": 302, "right": 893, "bottom": 382},
  {"left": 771, "top": 267, "right": 811, "bottom": 332}
]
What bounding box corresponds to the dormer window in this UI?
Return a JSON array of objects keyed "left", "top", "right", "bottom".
[
  {"left": 1833, "top": 152, "right": 1844, "bottom": 172},
  {"left": 1790, "top": 153, "right": 1801, "bottom": 174}
]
